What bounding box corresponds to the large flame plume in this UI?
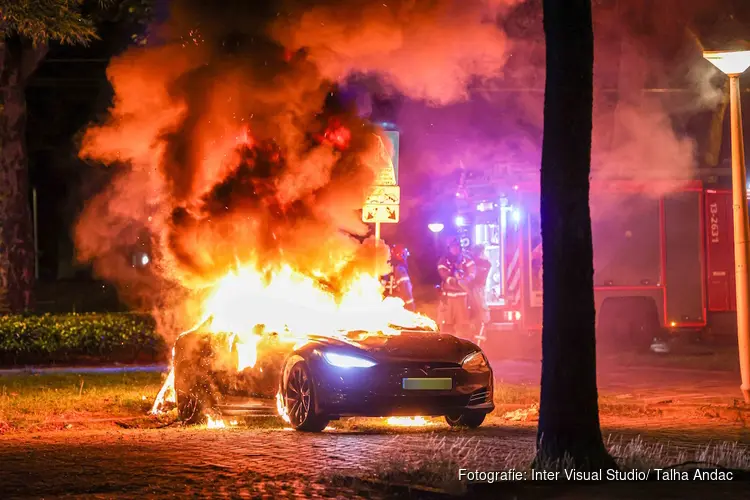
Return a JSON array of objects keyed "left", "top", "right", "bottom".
[
  {"left": 75, "top": 0, "right": 519, "bottom": 330},
  {"left": 77, "top": 0, "right": 508, "bottom": 420}
]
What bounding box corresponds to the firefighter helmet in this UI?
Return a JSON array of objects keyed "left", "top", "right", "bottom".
[{"left": 391, "top": 244, "right": 409, "bottom": 261}]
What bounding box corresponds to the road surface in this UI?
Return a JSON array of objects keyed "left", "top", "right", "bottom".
[
  {"left": 1, "top": 360, "right": 747, "bottom": 498},
  {"left": 1, "top": 424, "right": 748, "bottom": 499},
  {"left": 492, "top": 358, "right": 743, "bottom": 403}
]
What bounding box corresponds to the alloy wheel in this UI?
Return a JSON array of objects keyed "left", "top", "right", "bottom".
[{"left": 286, "top": 364, "right": 312, "bottom": 426}]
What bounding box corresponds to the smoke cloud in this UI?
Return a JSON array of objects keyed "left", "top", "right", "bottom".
[
  {"left": 75, "top": 0, "right": 519, "bottom": 327},
  {"left": 393, "top": 0, "right": 726, "bottom": 203},
  {"left": 271, "top": 0, "right": 521, "bottom": 105},
  {"left": 76, "top": 0, "right": 731, "bottom": 327}
]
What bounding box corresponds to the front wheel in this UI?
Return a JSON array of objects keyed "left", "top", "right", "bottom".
[
  {"left": 445, "top": 411, "right": 486, "bottom": 429},
  {"left": 285, "top": 361, "right": 330, "bottom": 432}
]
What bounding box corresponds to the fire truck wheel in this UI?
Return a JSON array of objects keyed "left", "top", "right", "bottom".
[
  {"left": 284, "top": 361, "right": 330, "bottom": 432},
  {"left": 445, "top": 411, "right": 486, "bottom": 429},
  {"left": 598, "top": 297, "right": 659, "bottom": 352}
]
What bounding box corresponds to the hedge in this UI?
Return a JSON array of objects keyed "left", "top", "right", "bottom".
[{"left": 0, "top": 313, "right": 168, "bottom": 366}]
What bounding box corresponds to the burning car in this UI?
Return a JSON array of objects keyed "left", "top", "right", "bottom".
[{"left": 172, "top": 318, "right": 495, "bottom": 432}]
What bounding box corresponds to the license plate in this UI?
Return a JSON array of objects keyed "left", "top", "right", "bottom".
[{"left": 402, "top": 378, "right": 453, "bottom": 390}]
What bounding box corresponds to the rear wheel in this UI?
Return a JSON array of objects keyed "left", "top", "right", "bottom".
[
  {"left": 285, "top": 361, "right": 329, "bottom": 432},
  {"left": 598, "top": 297, "right": 660, "bottom": 352},
  {"left": 175, "top": 362, "right": 215, "bottom": 425},
  {"left": 445, "top": 411, "right": 486, "bottom": 429}
]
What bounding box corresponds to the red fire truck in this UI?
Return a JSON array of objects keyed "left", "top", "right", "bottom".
[{"left": 450, "top": 167, "right": 738, "bottom": 349}]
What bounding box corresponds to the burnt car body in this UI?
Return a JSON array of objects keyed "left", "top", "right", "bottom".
[{"left": 173, "top": 323, "right": 495, "bottom": 432}]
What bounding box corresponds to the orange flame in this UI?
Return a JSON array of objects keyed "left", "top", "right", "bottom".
[
  {"left": 385, "top": 416, "right": 433, "bottom": 427},
  {"left": 150, "top": 368, "right": 176, "bottom": 414},
  {"left": 206, "top": 415, "right": 226, "bottom": 429},
  {"left": 276, "top": 391, "right": 291, "bottom": 424},
  {"left": 151, "top": 262, "right": 437, "bottom": 417}
]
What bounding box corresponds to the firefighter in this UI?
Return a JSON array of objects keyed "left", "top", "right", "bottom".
[
  {"left": 437, "top": 237, "right": 475, "bottom": 338},
  {"left": 469, "top": 244, "right": 491, "bottom": 345},
  {"left": 383, "top": 244, "right": 416, "bottom": 311}
]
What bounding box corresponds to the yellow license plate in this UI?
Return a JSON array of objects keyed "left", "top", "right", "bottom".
[{"left": 402, "top": 378, "right": 452, "bottom": 390}]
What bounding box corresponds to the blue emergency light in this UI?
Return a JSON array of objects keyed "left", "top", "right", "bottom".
[{"left": 511, "top": 208, "right": 522, "bottom": 223}]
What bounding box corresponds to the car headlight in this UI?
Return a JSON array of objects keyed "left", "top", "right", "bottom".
[
  {"left": 323, "top": 352, "right": 376, "bottom": 368},
  {"left": 461, "top": 351, "right": 489, "bottom": 373}
]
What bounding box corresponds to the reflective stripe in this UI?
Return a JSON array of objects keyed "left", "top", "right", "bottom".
[
  {"left": 507, "top": 271, "right": 520, "bottom": 292},
  {"left": 438, "top": 264, "right": 450, "bottom": 271},
  {"left": 397, "top": 277, "right": 410, "bottom": 284},
  {"left": 506, "top": 246, "right": 522, "bottom": 306},
  {"left": 405, "top": 299, "right": 415, "bottom": 304},
  {"left": 443, "top": 291, "right": 467, "bottom": 297}
]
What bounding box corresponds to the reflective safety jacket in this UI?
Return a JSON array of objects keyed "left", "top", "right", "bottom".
[
  {"left": 383, "top": 263, "right": 415, "bottom": 310},
  {"left": 437, "top": 254, "right": 476, "bottom": 297}
]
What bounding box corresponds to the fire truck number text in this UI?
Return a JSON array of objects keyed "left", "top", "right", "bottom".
[{"left": 709, "top": 202, "right": 719, "bottom": 244}]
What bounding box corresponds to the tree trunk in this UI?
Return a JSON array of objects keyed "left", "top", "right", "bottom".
[
  {"left": 536, "top": 0, "right": 616, "bottom": 469},
  {"left": 0, "top": 38, "right": 46, "bottom": 313}
]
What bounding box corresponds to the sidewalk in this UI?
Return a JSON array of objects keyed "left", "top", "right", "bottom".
[{"left": 490, "top": 358, "right": 745, "bottom": 404}]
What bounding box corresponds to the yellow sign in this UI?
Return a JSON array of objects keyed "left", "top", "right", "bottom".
[
  {"left": 376, "top": 165, "right": 396, "bottom": 186},
  {"left": 362, "top": 204, "right": 399, "bottom": 223},
  {"left": 365, "top": 186, "right": 400, "bottom": 205}
]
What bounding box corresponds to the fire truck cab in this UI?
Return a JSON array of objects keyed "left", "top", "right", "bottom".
[{"left": 446, "top": 166, "right": 737, "bottom": 350}]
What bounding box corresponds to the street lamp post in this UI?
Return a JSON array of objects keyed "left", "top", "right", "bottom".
[{"left": 704, "top": 50, "right": 750, "bottom": 403}]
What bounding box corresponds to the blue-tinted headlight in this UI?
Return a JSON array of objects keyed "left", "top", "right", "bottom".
[{"left": 323, "top": 352, "right": 376, "bottom": 368}]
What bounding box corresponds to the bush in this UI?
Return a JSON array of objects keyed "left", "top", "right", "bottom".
[{"left": 0, "top": 313, "right": 168, "bottom": 366}]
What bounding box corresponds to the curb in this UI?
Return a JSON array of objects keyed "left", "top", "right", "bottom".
[{"left": 0, "top": 364, "right": 169, "bottom": 375}]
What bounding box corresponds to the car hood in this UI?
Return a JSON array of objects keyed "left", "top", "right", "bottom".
[{"left": 308, "top": 331, "right": 479, "bottom": 364}]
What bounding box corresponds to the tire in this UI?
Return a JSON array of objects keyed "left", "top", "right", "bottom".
[
  {"left": 175, "top": 362, "right": 215, "bottom": 425},
  {"left": 445, "top": 411, "right": 486, "bottom": 429},
  {"left": 284, "top": 361, "right": 329, "bottom": 432},
  {"left": 598, "top": 297, "right": 659, "bottom": 353}
]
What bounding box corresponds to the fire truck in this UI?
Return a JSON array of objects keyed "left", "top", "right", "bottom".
[{"left": 442, "top": 166, "right": 739, "bottom": 349}]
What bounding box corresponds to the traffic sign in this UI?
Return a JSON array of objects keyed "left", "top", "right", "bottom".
[
  {"left": 365, "top": 186, "right": 400, "bottom": 205},
  {"left": 375, "top": 163, "right": 396, "bottom": 186},
  {"left": 374, "top": 133, "right": 397, "bottom": 186},
  {"left": 384, "top": 130, "right": 399, "bottom": 184},
  {"left": 362, "top": 204, "right": 400, "bottom": 223}
]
